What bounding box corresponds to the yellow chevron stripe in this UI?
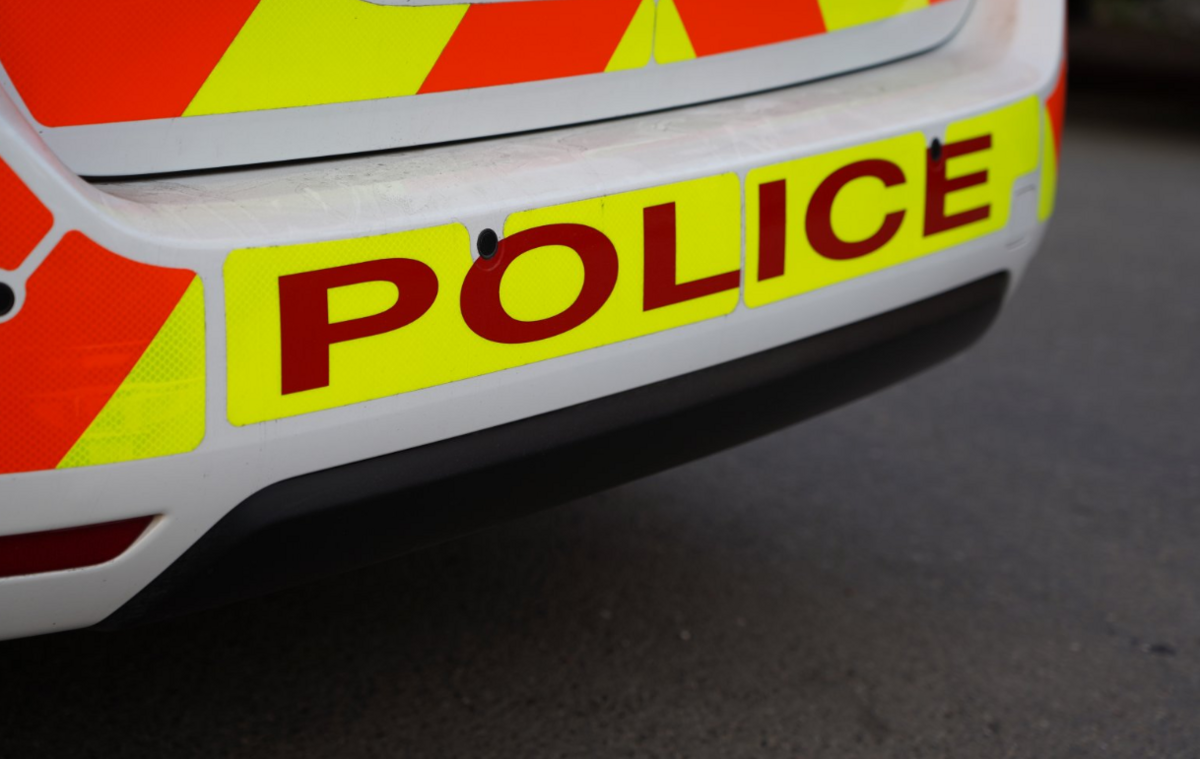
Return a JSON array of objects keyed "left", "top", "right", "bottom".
[
  {"left": 184, "top": 0, "right": 468, "bottom": 117},
  {"left": 655, "top": 0, "right": 697, "bottom": 63},
  {"left": 606, "top": 0, "right": 656, "bottom": 72},
  {"left": 817, "top": 0, "right": 930, "bottom": 32},
  {"left": 181, "top": 0, "right": 949, "bottom": 117},
  {"left": 57, "top": 278, "right": 206, "bottom": 469},
  {"left": 1039, "top": 107, "right": 1058, "bottom": 222}
]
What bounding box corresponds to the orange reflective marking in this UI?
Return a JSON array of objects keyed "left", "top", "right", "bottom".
[
  {"left": 0, "top": 233, "right": 195, "bottom": 474},
  {"left": 1046, "top": 59, "right": 1067, "bottom": 158},
  {"left": 1, "top": 0, "right": 957, "bottom": 126},
  {"left": 670, "top": 0, "right": 825, "bottom": 57},
  {"left": 419, "top": 0, "right": 643, "bottom": 94},
  {"left": 0, "top": 0, "right": 259, "bottom": 126},
  {"left": 0, "top": 158, "right": 52, "bottom": 270}
]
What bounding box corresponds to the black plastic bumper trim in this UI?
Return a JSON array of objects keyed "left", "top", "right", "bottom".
[{"left": 103, "top": 273, "right": 1009, "bottom": 628}]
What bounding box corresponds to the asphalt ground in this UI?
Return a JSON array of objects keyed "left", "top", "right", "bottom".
[{"left": 1, "top": 84, "right": 1198, "bottom": 758}]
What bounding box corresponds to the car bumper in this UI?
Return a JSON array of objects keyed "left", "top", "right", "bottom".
[
  {"left": 0, "top": 0, "right": 1065, "bottom": 639},
  {"left": 103, "top": 272, "right": 1009, "bottom": 627}
]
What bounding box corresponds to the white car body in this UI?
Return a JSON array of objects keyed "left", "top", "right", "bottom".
[{"left": 0, "top": 0, "right": 1065, "bottom": 639}]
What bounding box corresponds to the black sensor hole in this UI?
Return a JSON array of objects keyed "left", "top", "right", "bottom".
[
  {"left": 477, "top": 228, "right": 499, "bottom": 260},
  {"left": 930, "top": 137, "right": 944, "bottom": 163},
  {"left": 0, "top": 282, "right": 15, "bottom": 318}
]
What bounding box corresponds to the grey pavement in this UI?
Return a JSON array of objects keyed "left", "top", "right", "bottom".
[{"left": 1, "top": 88, "right": 1197, "bottom": 758}]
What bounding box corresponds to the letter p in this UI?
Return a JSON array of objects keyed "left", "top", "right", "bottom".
[{"left": 278, "top": 259, "right": 438, "bottom": 395}]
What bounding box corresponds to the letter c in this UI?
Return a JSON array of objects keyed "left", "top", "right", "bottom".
[{"left": 806, "top": 159, "right": 907, "bottom": 261}]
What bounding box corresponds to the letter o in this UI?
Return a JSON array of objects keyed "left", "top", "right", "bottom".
[{"left": 461, "top": 224, "right": 618, "bottom": 344}]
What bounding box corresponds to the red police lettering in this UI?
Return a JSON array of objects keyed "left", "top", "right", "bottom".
[
  {"left": 461, "top": 223, "right": 618, "bottom": 344},
  {"left": 806, "top": 159, "right": 907, "bottom": 261},
  {"left": 925, "top": 135, "right": 993, "bottom": 236},
  {"left": 643, "top": 202, "right": 740, "bottom": 310},
  {"left": 756, "top": 180, "right": 788, "bottom": 281},
  {"left": 279, "top": 258, "right": 438, "bottom": 395}
]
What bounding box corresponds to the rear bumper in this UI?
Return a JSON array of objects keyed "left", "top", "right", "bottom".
[
  {"left": 0, "top": 0, "right": 1065, "bottom": 639},
  {"left": 104, "top": 273, "right": 1008, "bottom": 628}
]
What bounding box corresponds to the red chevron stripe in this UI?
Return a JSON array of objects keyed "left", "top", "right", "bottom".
[
  {"left": 0, "top": 158, "right": 52, "bottom": 271},
  {"left": 0, "top": 1, "right": 260, "bottom": 127},
  {"left": 419, "top": 0, "right": 643, "bottom": 94},
  {"left": 0, "top": 233, "right": 195, "bottom": 474},
  {"left": 672, "top": 0, "right": 825, "bottom": 57},
  {"left": 1046, "top": 58, "right": 1067, "bottom": 158}
]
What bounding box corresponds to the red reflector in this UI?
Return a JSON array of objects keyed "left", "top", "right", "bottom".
[{"left": 0, "top": 516, "right": 154, "bottom": 578}]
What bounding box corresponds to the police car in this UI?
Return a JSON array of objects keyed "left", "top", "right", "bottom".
[{"left": 0, "top": 0, "right": 1066, "bottom": 639}]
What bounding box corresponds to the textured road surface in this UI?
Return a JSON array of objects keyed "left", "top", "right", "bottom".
[{"left": 2, "top": 91, "right": 1198, "bottom": 758}]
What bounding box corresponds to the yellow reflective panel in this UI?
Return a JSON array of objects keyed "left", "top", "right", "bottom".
[
  {"left": 226, "top": 224, "right": 468, "bottom": 426},
  {"left": 654, "top": 0, "right": 698, "bottom": 63},
  {"left": 746, "top": 97, "right": 1041, "bottom": 308},
  {"left": 745, "top": 133, "right": 927, "bottom": 307},
  {"left": 225, "top": 176, "right": 741, "bottom": 425},
  {"left": 817, "top": 0, "right": 929, "bottom": 32},
  {"left": 184, "top": 0, "right": 467, "bottom": 116},
  {"left": 503, "top": 173, "right": 741, "bottom": 344},
  {"left": 1039, "top": 108, "right": 1059, "bottom": 222},
  {"left": 224, "top": 97, "right": 1040, "bottom": 425},
  {"left": 606, "top": 0, "right": 656, "bottom": 72},
  {"left": 926, "top": 97, "right": 1041, "bottom": 253},
  {"left": 58, "top": 278, "right": 206, "bottom": 468}
]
